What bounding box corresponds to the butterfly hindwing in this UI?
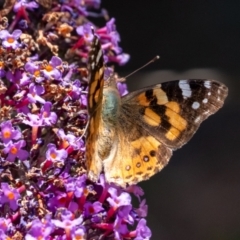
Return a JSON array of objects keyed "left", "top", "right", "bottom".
[{"left": 103, "top": 114, "right": 173, "bottom": 186}]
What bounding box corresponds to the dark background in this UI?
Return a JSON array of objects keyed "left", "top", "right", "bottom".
[{"left": 103, "top": 1, "right": 239, "bottom": 240}]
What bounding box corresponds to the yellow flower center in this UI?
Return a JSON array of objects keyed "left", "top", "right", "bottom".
[
  {"left": 50, "top": 152, "right": 57, "bottom": 159},
  {"left": 7, "top": 37, "right": 15, "bottom": 43},
  {"left": 45, "top": 64, "right": 53, "bottom": 72},
  {"left": 7, "top": 191, "right": 14, "bottom": 200},
  {"left": 3, "top": 130, "right": 11, "bottom": 139},
  {"left": 74, "top": 235, "right": 84, "bottom": 240},
  {"left": 34, "top": 70, "right": 40, "bottom": 77},
  {"left": 10, "top": 146, "right": 18, "bottom": 155}
]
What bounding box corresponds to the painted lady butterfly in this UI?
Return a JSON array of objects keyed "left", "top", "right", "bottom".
[{"left": 86, "top": 34, "right": 228, "bottom": 187}]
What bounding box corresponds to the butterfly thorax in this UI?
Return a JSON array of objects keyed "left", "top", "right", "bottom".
[{"left": 97, "top": 83, "right": 121, "bottom": 160}]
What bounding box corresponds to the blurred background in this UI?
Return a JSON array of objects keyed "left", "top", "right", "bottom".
[{"left": 103, "top": 1, "right": 239, "bottom": 239}]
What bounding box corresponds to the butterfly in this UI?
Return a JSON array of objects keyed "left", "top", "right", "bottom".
[{"left": 85, "top": 34, "right": 228, "bottom": 187}]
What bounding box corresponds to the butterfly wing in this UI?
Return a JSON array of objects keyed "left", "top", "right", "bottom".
[
  {"left": 103, "top": 117, "right": 173, "bottom": 186},
  {"left": 85, "top": 35, "right": 105, "bottom": 182},
  {"left": 122, "top": 79, "right": 228, "bottom": 149},
  {"left": 103, "top": 79, "right": 228, "bottom": 186}
]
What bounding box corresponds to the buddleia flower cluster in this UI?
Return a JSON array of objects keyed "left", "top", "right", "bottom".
[{"left": 0, "top": 0, "right": 152, "bottom": 239}]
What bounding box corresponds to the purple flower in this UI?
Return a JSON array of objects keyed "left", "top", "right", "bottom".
[
  {"left": 14, "top": 0, "right": 39, "bottom": 12},
  {"left": 108, "top": 52, "right": 130, "bottom": 65},
  {"left": 70, "top": 227, "right": 86, "bottom": 240},
  {"left": 113, "top": 215, "right": 129, "bottom": 239},
  {"left": 70, "top": 80, "right": 81, "bottom": 99},
  {"left": 51, "top": 209, "right": 84, "bottom": 236},
  {"left": 47, "top": 191, "right": 68, "bottom": 210},
  {"left": 135, "top": 199, "right": 148, "bottom": 218},
  {"left": 117, "top": 82, "right": 128, "bottom": 96},
  {"left": 23, "top": 113, "right": 44, "bottom": 126},
  {"left": 0, "top": 229, "right": 9, "bottom": 239},
  {"left": 40, "top": 102, "right": 57, "bottom": 126},
  {"left": 70, "top": 175, "right": 87, "bottom": 198},
  {"left": 0, "top": 29, "right": 22, "bottom": 49},
  {"left": 134, "top": 219, "right": 152, "bottom": 240},
  {"left": 3, "top": 140, "right": 29, "bottom": 162},
  {"left": 6, "top": 70, "right": 22, "bottom": 84},
  {"left": 25, "top": 61, "right": 45, "bottom": 83},
  {"left": 18, "top": 72, "right": 31, "bottom": 86},
  {"left": 84, "top": 0, "right": 101, "bottom": 8},
  {"left": 106, "top": 18, "right": 116, "bottom": 33},
  {"left": 25, "top": 217, "right": 54, "bottom": 239},
  {"left": 0, "top": 121, "right": 21, "bottom": 144},
  {"left": 42, "top": 56, "right": 62, "bottom": 80},
  {"left": 84, "top": 201, "right": 104, "bottom": 217},
  {"left": 46, "top": 144, "right": 68, "bottom": 163},
  {"left": 0, "top": 218, "right": 10, "bottom": 232},
  {"left": 107, "top": 187, "right": 132, "bottom": 209},
  {"left": 56, "top": 129, "right": 82, "bottom": 150},
  {"left": 118, "top": 205, "right": 134, "bottom": 224},
  {"left": 27, "top": 83, "right": 46, "bottom": 104},
  {"left": 0, "top": 183, "right": 21, "bottom": 211},
  {"left": 76, "top": 23, "right": 94, "bottom": 43}
]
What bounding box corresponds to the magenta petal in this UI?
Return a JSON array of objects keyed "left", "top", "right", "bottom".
[
  {"left": 18, "top": 149, "right": 29, "bottom": 160},
  {"left": 12, "top": 29, "right": 22, "bottom": 39}
]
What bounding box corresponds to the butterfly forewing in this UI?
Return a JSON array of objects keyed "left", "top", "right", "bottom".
[
  {"left": 86, "top": 35, "right": 105, "bottom": 182},
  {"left": 87, "top": 36, "right": 104, "bottom": 114},
  {"left": 121, "top": 79, "right": 228, "bottom": 149}
]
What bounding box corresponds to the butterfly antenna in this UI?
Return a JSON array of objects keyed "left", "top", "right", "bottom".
[{"left": 124, "top": 55, "right": 160, "bottom": 79}]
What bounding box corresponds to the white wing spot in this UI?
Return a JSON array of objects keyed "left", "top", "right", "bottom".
[
  {"left": 204, "top": 80, "right": 211, "bottom": 89},
  {"left": 91, "top": 62, "right": 95, "bottom": 69},
  {"left": 202, "top": 98, "right": 208, "bottom": 104},
  {"left": 204, "top": 110, "right": 210, "bottom": 115},
  {"left": 192, "top": 101, "right": 200, "bottom": 109},
  {"left": 208, "top": 92, "right": 211, "bottom": 96},
  {"left": 178, "top": 80, "right": 192, "bottom": 99},
  {"left": 96, "top": 50, "right": 102, "bottom": 65},
  {"left": 194, "top": 116, "right": 201, "bottom": 123}
]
